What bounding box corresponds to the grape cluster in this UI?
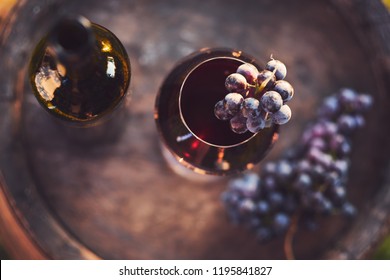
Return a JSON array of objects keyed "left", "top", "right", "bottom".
[
  {"left": 221, "top": 88, "right": 373, "bottom": 242},
  {"left": 214, "top": 58, "right": 294, "bottom": 134}
]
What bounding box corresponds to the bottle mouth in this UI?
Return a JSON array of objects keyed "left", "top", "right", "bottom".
[
  {"left": 179, "top": 55, "right": 258, "bottom": 148},
  {"left": 56, "top": 19, "right": 90, "bottom": 52}
]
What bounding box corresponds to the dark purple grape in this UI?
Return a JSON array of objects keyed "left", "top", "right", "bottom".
[
  {"left": 329, "top": 134, "right": 349, "bottom": 154},
  {"left": 310, "top": 192, "right": 333, "bottom": 214},
  {"left": 273, "top": 80, "right": 294, "bottom": 102},
  {"left": 256, "top": 227, "right": 272, "bottom": 242},
  {"left": 246, "top": 115, "right": 265, "bottom": 133},
  {"left": 225, "top": 73, "right": 248, "bottom": 94},
  {"left": 354, "top": 115, "right": 365, "bottom": 128},
  {"left": 241, "top": 97, "right": 260, "bottom": 118},
  {"left": 268, "top": 191, "right": 284, "bottom": 209},
  {"left": 244, "top": 172, "right": 261, "bottom": 187},
  {"left": 311, "top": 164, "right": 326, "bottom": 183},
  {"left": 237, "top": 63, "right": 259, "bottom": 85},
  {"left": 263, "top": 175, "right": 277, "bottom": 191},
  {"left": 309, "top": 137, "right": 327, "bottom": 151},
  {"left": 283, "top": 195, "right": 298, "bottom": 213},
  {"left": 256, "top": 200, "right": 270, "bottom": 215},
  {"left": 275, "top": 160, "right": 294, "bottom": 182},
  {"left": 248, "top": 217, "right": 263, "bottom": 229},
  {"left": 293, "top": 172, "right": 312, "bottom": 192},
  {"left": 309, "top": 121, "right": 337, "bottom": 138},
  {"left": 323, "top": 121, "right": 338, "bottom": 135},
  {"left": 341, "top": 202, "right": 357, "bottom": 217},
  {"left": 318, "top": 95, "right": 340, "bottom": 118},
  {"left": 302, "top": 126, "right": 322, "bottom": 143},
  {"left": 221, "top": 191, "right": 236, "bottom": 205},
  {"left": 214, "top": 100, "right": 233, "bottom": 120},
  {"left": 256, "top": 70, "right": 276, "bottom": 90},
  {"left": 263, "top": 162, "right": 277, "bottom": 175},
  {"left": 338, "top": 140, "right": 352, "bottom": 157},
  {"left": 271, "top": 104, "right": 291, "bottom": 125},
  {"left": 308, "top": 148, "right": 333, "bottom": 169},
  {"left": 260, "top": 91, "right": 283, "bottom": 113},
  {"left": 331, "top": 159, "right": 349, "bottom": 176},
  {"left": 227, "top": 175, "right": 258, "bottom": 198},
  {"left": 324, "top": 171, "right": 344, "bottom": 188},
  {"left": 296, "top": 159, "right": 311, "bottom": 173},
  {"left": 265, "top": 59, "right": 287, "bottom": 80},
  {"left": 273, "top": 213, "right": 290, "bottom": 234},
  {"left": 224, "top": 92, "right": 244, "bottom": 115},
  {"left": 238, "top": 198, "right": 256, "bottom": 215},
  {"left": 230, "top": 114, "right": 248, "bottom": 134},
  {"left": 320, "top": 200, "right": 333, "bottom": 215},
  {"left": 355, "top": 94, "right": 373, "bottom": 111},
  {"left": 337, "top": 114, "right": 358, "bottom": 134},
  {"left": 329, "top": 184, "right": 347, "bottom": 205},
  {"left": 282, "top": 146, "right": 305, "bottom": 161},
  {"left": 339, "top": 88, "right": 357, "bottom": 106}
]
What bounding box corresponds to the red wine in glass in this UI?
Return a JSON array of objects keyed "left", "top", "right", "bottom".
[{"left": 155, "top": 48, "right": 279, "bottom": 176}]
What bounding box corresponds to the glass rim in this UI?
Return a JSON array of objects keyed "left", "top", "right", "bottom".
[{"left": 178, "top": 55, "right": 258, "bottom": 149}]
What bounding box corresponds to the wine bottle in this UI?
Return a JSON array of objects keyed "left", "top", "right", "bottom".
[{"left": 28, "top": 15, "right": 131, "bottom": 126}]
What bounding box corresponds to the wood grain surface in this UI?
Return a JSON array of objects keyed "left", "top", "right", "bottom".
[{"left": 0, "top": 0, "right": 389, "bottom": 259}]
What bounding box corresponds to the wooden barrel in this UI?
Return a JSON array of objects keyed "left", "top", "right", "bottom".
[{"left": 0, "top": 0, "right": 389, "bottom": 259}]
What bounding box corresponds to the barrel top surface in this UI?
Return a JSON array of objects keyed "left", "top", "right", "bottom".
[{"left": 0, "top": 0, "right": 390, "bottom": 259}]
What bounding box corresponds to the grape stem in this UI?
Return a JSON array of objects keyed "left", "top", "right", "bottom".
[
  {"left": 284, "top": 210, "right": 300, "bottom": 260},
  {"left": 245, "top": 84, "right": 256, "bottom": 97},
  {"left": 255, "top": 68, "right": 277, "bottom": 97}
]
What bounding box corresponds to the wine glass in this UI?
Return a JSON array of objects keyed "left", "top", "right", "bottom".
[{"left": 155, "top": 48, "right": 279, "bottom": 176}]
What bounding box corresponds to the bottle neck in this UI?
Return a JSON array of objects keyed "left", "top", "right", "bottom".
[{"left": 47, "top": 16, "right": 99, "bottom": 80}]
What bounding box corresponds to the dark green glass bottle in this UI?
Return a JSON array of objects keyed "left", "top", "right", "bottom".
[{"left": 29, "top": 15, "right": 131, "bottom": 126}]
